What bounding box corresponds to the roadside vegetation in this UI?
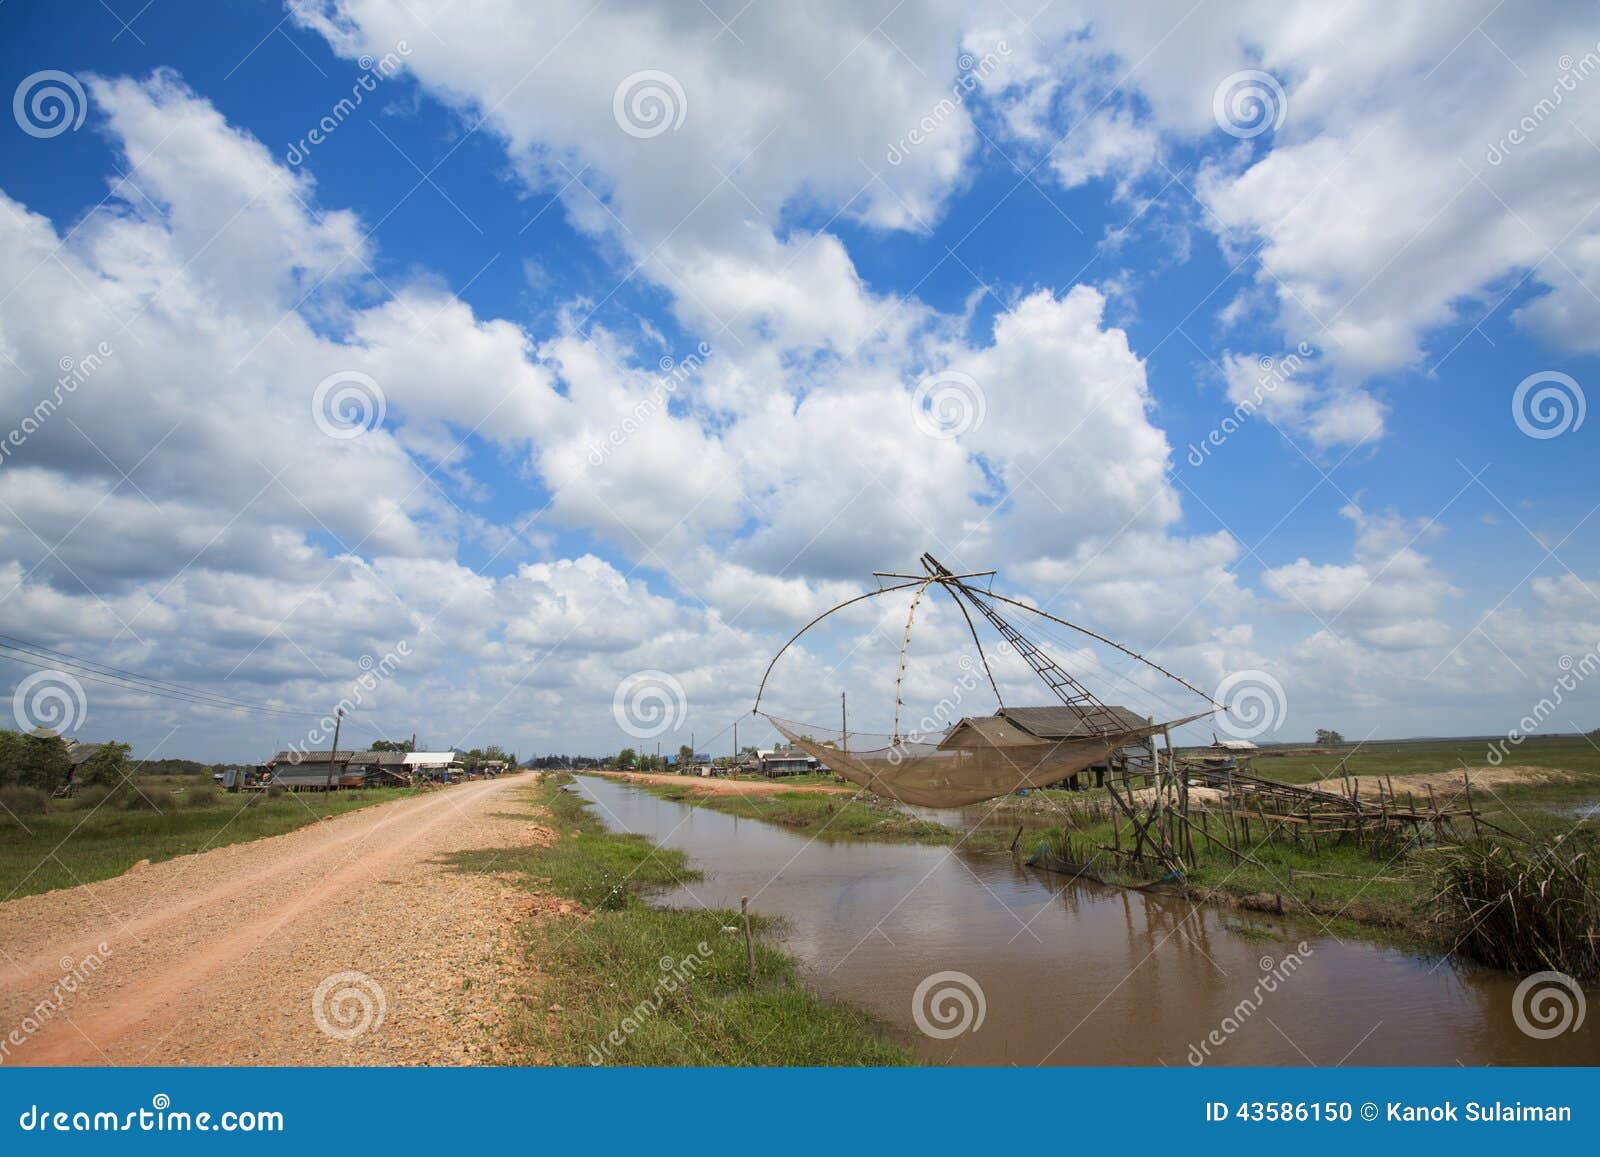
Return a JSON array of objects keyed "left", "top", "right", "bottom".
[
  {"left": 0, "top": 777, "right": 420, "bottom": 899},
  {"left": 481, "top": 774, "right": 911, "bottom": 1066}
]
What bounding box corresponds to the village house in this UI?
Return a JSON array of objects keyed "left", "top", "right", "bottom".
[{"left": 940, "top": 705, "right": 1157, "bottom": 790}]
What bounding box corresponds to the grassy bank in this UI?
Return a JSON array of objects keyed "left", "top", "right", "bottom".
[
  {"left": 480, "top": 775, "right": 911, "bottom": 1066},
  {"left": 638, "top": 778, "right": 972, "bottom": 844},
  {"left": 1022, "top": 744, "right": 1600, "bottom": 962},
  {"left": 0, "top": 784, "right": 420, "bottom": 899},
  {"left": 601, "top": 738, "right": 1600, "bottom": 967}
]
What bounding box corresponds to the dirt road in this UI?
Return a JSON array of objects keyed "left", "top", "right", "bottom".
[{"left": 0, "top": 774, "right": 563, "bottom": 1066}]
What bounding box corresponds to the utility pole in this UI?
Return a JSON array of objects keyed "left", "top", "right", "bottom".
[
  {"left": 327, "top": 707, "right": 343, "bottom": 791},
  {"left": 841, "top": 691, "right": 848, "bottom": 753},
  {"left": 732, "top": 720, "right": 738, "bottom": 770}
]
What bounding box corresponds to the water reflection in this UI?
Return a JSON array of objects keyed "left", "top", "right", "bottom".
[{"left": 572, "top": 775, "right": 1598, "bottom": 1066}]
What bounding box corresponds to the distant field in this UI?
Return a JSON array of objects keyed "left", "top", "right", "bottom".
[
  {"left": 0, "top": 783, "right": 419, "bottom": 900},
  {"left": 1227, "top": 735, "right": 1600, "bottom": 837},
  {"left": 1238, "top": 734, "right": 1600, "bottom": 781}
]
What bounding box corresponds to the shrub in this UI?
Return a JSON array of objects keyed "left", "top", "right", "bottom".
[
  {"left": 77, "top": 742, "right": 134, "bottom": 788},
  {"left": 118, "top": 786, "right": 177, "bottom": 812},
  {"left": 0, "top": 784, "right": 51, "bottom": 817},
  {"left": 184, "top": 786, "right": 220, "bottom": 808},
  {"left": 1430, "top": 836, "right": 1599, "bottom": 980},
  {"left": 0, "top": 730, "right": 71, "bottom": 791},
  {"left": 68, "top": 784, "right": 114, "bottom": 811}
]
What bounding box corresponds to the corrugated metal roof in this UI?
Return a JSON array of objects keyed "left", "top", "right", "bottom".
[
  {"left": 270, "top": 749, "right": 360, "bottom": 765},
  {"left": 269, "top": 749, "right": 414, "bottom": 766},
  {"left": 66, "top": 741, "right": 106, "bottom": 766},
  {"left": 997, "top": 705, "right": 1151, "bottom": 738}
]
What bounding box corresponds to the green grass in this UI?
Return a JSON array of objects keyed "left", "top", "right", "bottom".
[
  {"left": 476, "top": 775, "right": 911, "bottom": 1066},
  {"left": 639, "top": 780, "right": 966, "bottom": 844},
  {"left": 627, "top": 738, "right": 1600, "bottom": 961},
  {"left": 1235, "top": 735, "right": 1600, "bottom": 843},
  {"left": 0, "top": 784, "right": 420, "bottom": 899},
  {"left": 1427, "top": 836, "right": 1600, "bottom": 980},
  {"left": 1241, "top": 733, "right": 1600, "bottom": 783}
]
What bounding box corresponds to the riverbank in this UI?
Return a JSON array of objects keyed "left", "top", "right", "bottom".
[
  {"left": 642, "top": 780, "right": 971, "bottom": 843},
  {"left": 604, "top": 747, "right": 1600, "bottom": 963},
  {"left": 587, "top": 768, "right": 852, "bottom": 796},
  {"left": 565, "top": 772, "right": 1599, "bottom": 1064},
  {"left": 478, "top": 774, "right": 911, "bottom": 1065}
]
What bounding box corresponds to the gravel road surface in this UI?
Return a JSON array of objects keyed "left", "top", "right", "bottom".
[{"left": 0, "top": 774, "right": 563, "bottom": 1065}]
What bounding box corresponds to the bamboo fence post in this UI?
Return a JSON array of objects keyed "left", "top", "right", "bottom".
[
  {"left": 1352, "top": 778, "right": 1363, "bottom": 846},
  {"left": 740, "top": 896, "right": 756, "bottom": 984},
  {"left": 1460, "top": 763, "right": 1481, "bottom": 840}
]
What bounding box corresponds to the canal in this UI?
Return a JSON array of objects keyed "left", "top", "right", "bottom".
[{"left": 571, "top": 775, "right": 1597, "bottom": 1065}]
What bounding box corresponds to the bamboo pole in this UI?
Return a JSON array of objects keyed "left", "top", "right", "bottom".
[
  {"left": 1460, "top": 762, "right": 1482, "bottom": 840},
  {"left": 740, "top": 896, "right": 756, "bottom": 984}
]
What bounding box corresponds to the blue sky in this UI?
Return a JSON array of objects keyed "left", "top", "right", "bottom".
[{"left": 1, "top": 1, "right": 1596, "bottom": 761}]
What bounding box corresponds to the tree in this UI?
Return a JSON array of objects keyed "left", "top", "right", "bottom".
[
  {"left": 677, "top": 744, "right": 695, "bottom": 767},
  {"left": 616, "top": 747, "right": 637, "bottom": 769},
  {"left": 1315, "top": 729, "right": 1345, "bottom": 747},
  {"left": 0, "top": 729, "right": 72, "bottom": 791},
  {"left": 371, "top": 738, "right": 414, "bottom": 752},
  {"left": 77, "top": 742, "right": 134, "bottom": 789}
]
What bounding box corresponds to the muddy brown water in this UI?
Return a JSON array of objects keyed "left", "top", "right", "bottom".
[{"left": 572, "top": 776, "right": 1599, "bottom": 1066}]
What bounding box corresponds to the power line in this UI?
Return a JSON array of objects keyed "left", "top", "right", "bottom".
[
  {"left": 0, "top": 636, "right": 321, "bottom": 719},
  {"left": 0, "top": 633, "right": 304, "bottom": 711}
]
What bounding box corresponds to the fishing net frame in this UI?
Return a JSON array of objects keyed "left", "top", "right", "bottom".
[{"left": 752, "top": 553, "right": 1222, "bottom": 809}]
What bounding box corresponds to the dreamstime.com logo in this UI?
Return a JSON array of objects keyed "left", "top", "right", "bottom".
[
  {"left": 911, "top": 370, "right": 985, "bottom": 438},
  {"left": 1, "top": 944, "right": 111, "bottom": 1065},
  {"left": 587, "top": 943, "right": 712, "bottom": 1064},
  {"left": 1214, "top": 669, "right": 1287, "bottom": 740},
  {"left": 12, "top": 669, "right": 88, "bottom": 736},
  {"left": 885, "top": 39, "right": 1010, "bottom": 165},
  {"left": 887, "top": 651, "right": 1006, "bottom": 764},
  {"left": 1487, "top": 42, "right": 1600, "bottom": 165},
  {"left": 1212, "top": 69, "right": 1287, "bottom": 139},
  {"left": 613, "top": 70, "right": 686, "bottom": 139},
  {"left": 1486, "top": 644, "right": 1598, "bottom": 766},
  {"left": 1, "top": 341, "right": 114, "bottom": 470},
  {"left": 287, "top": 641, "right": 412, "bottom": 762},
  {"left": 13, "top": 70, "right": 88, "bottom": 138},
  {"left": 588, "top": 342, "right": 711, "bottom": 465},
  {"left": 311, "top": 971, "right": 387, "bottom": 1040},
  {"left": 1187, "top": 343, "right": 1314, "bottom": 467},
  {"left": 1187, "top": 943, "right": 1314, "bottom": 1064},
  {"left": 313, "top": 371, "right": 386, "bottom": 439},
  {"left": 17, "top": 1094, "right": 283, "bottom": 1133},
  {"left": 1512, "top": 370, "right": 1584, "bottom": 439},
  {"left": 612, "top": 670, "right": 689, "bottom": 740},
  {"left": 911, "top": 970, "right": 986, "bottom": 1039},
  {"left": 285, "top": 41, "right": 412, "bottom": 165},
  {"left": 1511, "top": 971, "right": 1587, "bottom": 1040}
]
